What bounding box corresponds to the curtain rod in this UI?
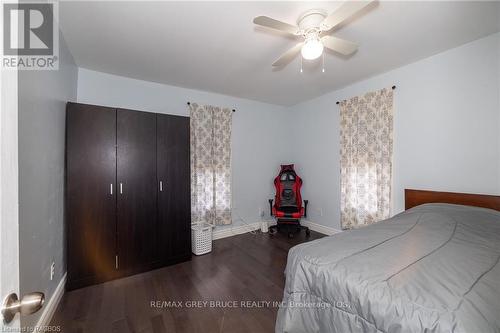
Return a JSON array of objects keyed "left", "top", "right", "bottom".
[
  {"left": 187, "top": 101, "right": 236, "bottom": 112},
  {"left": 336, "top": 85, "right": 396, "bottom": 105}
]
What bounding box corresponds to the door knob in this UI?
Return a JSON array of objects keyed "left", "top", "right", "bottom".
[{"left": 2, "top": 292, "right": 44, "bottom": 324}]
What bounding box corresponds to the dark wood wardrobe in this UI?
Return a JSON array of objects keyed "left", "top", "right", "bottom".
[{"left": 65, "top": 102, "right": 191, "bottom": 290}]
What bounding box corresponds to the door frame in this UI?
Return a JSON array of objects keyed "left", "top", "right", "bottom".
[{"left": 0, "top": 65, "right": 20, "bottom": 328}]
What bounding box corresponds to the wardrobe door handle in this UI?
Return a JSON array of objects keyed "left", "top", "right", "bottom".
[
  {"left": 120, "top": 183, "right": 123, "bottom": 194},
  {"left": 159, "top": 181, "right": 163, "bottom": 192},
  {"left": 110, "top": 184, "right": 113, "bottom": 195}
]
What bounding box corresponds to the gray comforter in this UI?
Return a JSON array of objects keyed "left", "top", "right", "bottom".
[{"left": 276, "top": 204, "right": 500, "bottom": 333}]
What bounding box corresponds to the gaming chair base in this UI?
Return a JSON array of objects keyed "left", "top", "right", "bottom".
[{"left": 269, "top": 220, "right": 310, "bottom": 238}]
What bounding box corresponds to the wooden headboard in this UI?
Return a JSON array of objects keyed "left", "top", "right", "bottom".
[{"left": 405, "top": 189, "right": 500, "bottom": 212}]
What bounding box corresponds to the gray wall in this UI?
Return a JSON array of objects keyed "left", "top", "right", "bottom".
[
  {"left": 76, "top": 69, "right": 292, "bottom": 230},
  {"left": 289, "top": 32, "right": 500, "bottom": 231},
  {"left": 18, "top": 31, "right": 78, "bottom": 328}
]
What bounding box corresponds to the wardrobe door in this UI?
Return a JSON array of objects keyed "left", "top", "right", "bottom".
[
  {"left": 117, "top": 109, "right": 159, "bottom": 274},
  {"left": 157, "top": 114, "right": 191, "bottom": 263},
  {"left": 66, "top": 103, "right": 117, "bottom": 290}
]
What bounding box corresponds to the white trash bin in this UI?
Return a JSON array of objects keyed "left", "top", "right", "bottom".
[{"left": 191, "top": 223, "right": 213, "bottom": 255}]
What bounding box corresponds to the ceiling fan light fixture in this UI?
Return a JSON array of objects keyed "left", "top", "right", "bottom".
[
  {"left": 253, "top": 0, "right": 373, "bottom": 67},
  {"left": 301, "top": 37, "right": 323, "bottom": 60}
]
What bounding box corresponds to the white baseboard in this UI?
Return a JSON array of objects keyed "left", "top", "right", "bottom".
[
  {"left": 212, "top": 220, "right": 341, "bottom": 240},
  {"left": 300, "top": 220, "right": 341, "bottom": 236},
  {"left": 35, "top": 272, "right": 66, "bottom": 329},
  {"left": 212, "top": 222, "right": 262, "bottom": 240}
]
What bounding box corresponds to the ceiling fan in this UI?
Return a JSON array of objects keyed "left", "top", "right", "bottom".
[{"left": 253, "top": 0, "right": 375, "bottom": 67}]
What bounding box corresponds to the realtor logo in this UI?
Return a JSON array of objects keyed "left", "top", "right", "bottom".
[{"left": 2, "top": 1, "right": 59, "bottom": 69}]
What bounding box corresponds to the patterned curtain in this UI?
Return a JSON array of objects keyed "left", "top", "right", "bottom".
[
  {"left": 190, "top": 103, "right": 232, "bottom": 226},
  {"left": 339, "top": 87, "right": 394, "bottom": 229}
]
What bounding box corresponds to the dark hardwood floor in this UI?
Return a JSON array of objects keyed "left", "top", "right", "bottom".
[{"left": 51, "top": 230, "right": 324, "bottom": 333}]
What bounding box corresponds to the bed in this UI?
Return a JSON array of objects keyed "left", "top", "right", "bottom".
[{"left": 275, "top": 189, "right": 500, "bottom": 333}]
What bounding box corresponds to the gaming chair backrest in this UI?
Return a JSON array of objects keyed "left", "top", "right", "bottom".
[{"left": 274, "top": 165, "right": 303, "bottom": 211}]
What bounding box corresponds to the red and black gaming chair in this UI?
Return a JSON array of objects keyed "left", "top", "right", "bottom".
[{"left": 269, "top": 164, "right": 310, "bottom": 238}]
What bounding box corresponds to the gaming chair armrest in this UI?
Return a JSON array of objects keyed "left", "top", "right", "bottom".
[
  {"left": 269, "top": 199, "right": 274, "bottom": 217},
  {"left": 304, "top": 200, "right": 309, "bottom": 218}
]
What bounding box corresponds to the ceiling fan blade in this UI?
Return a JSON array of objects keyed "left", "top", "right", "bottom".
[
  {"left": 272, "top": 42, "right": 303, "bottom": 67},
  {"left": 322, "top": 36, "right": 358, "bottom": 55},
  {"left": 321, "top": 0, "right": 375, "bottom": 31},
  {"left": 253, "top": 16, "right": 300, "bottom": 35}
]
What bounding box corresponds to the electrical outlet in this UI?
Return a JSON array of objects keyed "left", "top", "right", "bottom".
[
  {"left": 319, "top": 208, "right": 324, "bottom": 217},
  {"left": 50, "top": 262, "right": 55, "bottom": 281}
]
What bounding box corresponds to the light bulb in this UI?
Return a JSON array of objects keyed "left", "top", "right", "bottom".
[{"left": 301, "top": 38, "right": 323, "bottom": 60}]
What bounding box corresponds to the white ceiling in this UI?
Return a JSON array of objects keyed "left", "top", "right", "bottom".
[{"left": 59, "top": 1, "right": 500, "bottom": 106}]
